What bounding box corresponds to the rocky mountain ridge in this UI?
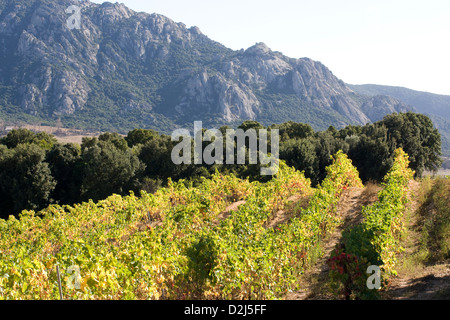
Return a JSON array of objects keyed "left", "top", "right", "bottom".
[{"left": 0, "top": 0, "right": 417, "bottom": 133}]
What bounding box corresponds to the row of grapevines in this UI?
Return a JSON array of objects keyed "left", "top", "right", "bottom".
[
  {"left": 181, "top": 152, "right": 363, "bottom": 300},
  {"left": 292, "top": 150, "right": 364, "bottom": 238},
  {"left": 0, "top": 160, "right": 312, "bottom": 299},
  {"left": 144, "top": 161, "right": 314, "bottom": 300},
  {"left": 0, "top": 152, "right": 362, "bottom": 300},
  {"left": 328, "top": 148, "right": 415, "bottom": 300},
  {"left": 277, "top": 151, "right": 363, "bottom": 284},
  {"left": 0, "top": 171, "right": 256, "bottom": 299}
]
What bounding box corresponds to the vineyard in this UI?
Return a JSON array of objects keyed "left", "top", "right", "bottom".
[
  {"left": 327, "top": 149, "right": 415, "bottom": 299},
  {"left": 0, "top": 149, "right": 424, "bottom": 300}
]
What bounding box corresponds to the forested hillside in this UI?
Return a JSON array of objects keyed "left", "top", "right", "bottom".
[{"left": 0, "top": 0, "right": 412, "bottom": 134}]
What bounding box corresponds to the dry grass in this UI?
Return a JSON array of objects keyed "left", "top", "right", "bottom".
[
  {"left": 5, "top": 124, "right": 102, "bottom": 145},
  {"left": 360, "top": 181, "right": 382, "bottom": 206}
]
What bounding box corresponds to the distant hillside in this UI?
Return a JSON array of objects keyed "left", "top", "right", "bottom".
[
  {"left": 349, "top": 84, "right": 450, "bottom": 157},
  {"left": 348, "top": 84, "right": 450, "bottom": 118},
  {"left": 0, "top": 0, "right": 422, "bottom": 137}
]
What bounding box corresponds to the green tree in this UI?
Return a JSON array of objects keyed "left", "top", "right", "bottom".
[
  {"left": 125, "top": 129, "right": 158, "bottom": 148},
  {"left": 80, "top": 139, "right": 145, "bottom": 202},
  {"left": 347, "top": 124, "right": 393, "bottom": 182},
  {"left": 326, "top": 125, "right": 338, "bottom": 137},
  {"left": 0, "top": 129, "right": 57, "bottom": 149},
  {"left": 338, "top": 125, "right": 362, "bottom": 140},
  {"left": 314, "top": 131, "right": 350, "bottom": 183},
  {"left": 46, "top": 143, "right": 83, "bottom": 205},
  {"left": 0, "top": 129, "right": 35, "bottom": 148},
  {"left": 280, "top": 138, "right": 318, "bottom": 183},
  {"left": 0, "top": 144, "right": 7, "bottom": 158},
  {"left": 238, "top": 120, "right": 265, "bottom": 131},
  {"left": 138, "top": 135, "right": 188, "bottom": 181},
  {"left": 275, "top": 121, "right": 315, "bottom": 140},
  {"left": 378, "top": 112, "right": 442, "bottom": 177},
  {"left": 0, "top": 144, "right": 56, "bottom": 218},
  {"left": 98, "top": 132, "right": 128, "bottom": 152}
]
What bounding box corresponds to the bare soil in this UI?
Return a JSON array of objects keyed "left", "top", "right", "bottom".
[
  {"left": 382, "top": 180, "right": 450, "bottom": 300},
  {"left": 267, "top": 194, "right": 309, "bottom": 229},
  {"left": 214, "top": 200, "right": 247, "bottom": 224},
  {"left": 285, "top": 185, "right": 380, "bottom": 300}
]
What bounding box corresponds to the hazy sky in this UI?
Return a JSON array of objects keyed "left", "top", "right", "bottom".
[{"left": 91, "top": 0, "right": 450, "bottom": 95}]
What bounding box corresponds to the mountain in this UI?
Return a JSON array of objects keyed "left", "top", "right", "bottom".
[
  {"left": 0, "top": 0, "right": 417, "bottom": 135},
  {"left": 347, "top": 84, "right": 450, "bottom": 119},
  {"left": 349, "top": 84, "right": 450, "bottom": 156}
]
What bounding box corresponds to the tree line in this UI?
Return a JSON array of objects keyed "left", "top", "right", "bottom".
[{"left": 0, "top": 112, "right": 442, "bottom": 219}]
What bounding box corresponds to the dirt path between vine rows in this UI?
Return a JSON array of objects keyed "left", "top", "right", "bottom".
[
  {"left": 283, "top": 179, "right": 450, "bottom": 300},
  {"left": 382, "top": 180, "right": 450, "bottom": 300},
  {"left": 285, "top": 185, "right": 380, "bottom": 300},
  {"left": 215, "top": 183, "right": 449, "bottom": 300}
]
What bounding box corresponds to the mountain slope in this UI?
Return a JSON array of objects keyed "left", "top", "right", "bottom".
[
  {"left": 349, "top": 84, "right": 450, "bottom": 156},
  {"left": 348, "top": 84, "right": 450, "bottom": 119},
  {"left": 0, "top": 0, "right": 417, "bottom": 134}
]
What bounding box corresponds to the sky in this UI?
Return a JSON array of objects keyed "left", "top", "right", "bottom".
[{"left": 91, "top": 0, "right": 450, "bottom": 95}]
